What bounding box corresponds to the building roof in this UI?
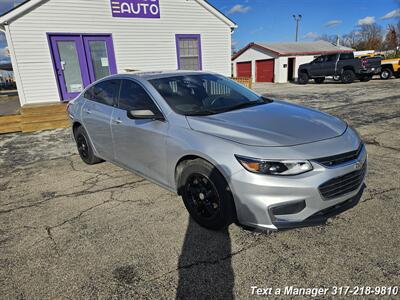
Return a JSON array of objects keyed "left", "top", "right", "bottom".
[
  {"left": 232, "top": 40, "right": 354, "bottom": 60},
  {"left": 0, "top": 0, "right": 237, "bottom": 29}
]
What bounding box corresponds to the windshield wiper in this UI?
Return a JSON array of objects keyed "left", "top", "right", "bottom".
[
  {"left": 222, "top": 100, "right": 267, "bottom": 112},
  {"left": 185, "top": 109, "right": 219, "bottom": 116},
  {"left": 185, "top": 97, "right": 273, "bottom": 116}
]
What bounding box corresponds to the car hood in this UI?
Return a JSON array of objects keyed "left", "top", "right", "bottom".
[{"left": 186, "top": 100, "right": 347, "bottom": 147}]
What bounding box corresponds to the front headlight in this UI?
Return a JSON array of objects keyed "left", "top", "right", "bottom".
[{"left": 235, "top": 155, "right": 313, "bottom": 176}]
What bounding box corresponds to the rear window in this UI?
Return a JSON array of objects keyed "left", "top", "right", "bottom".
[
  {"left": 84, "top": 80, "right": 120, "bottom": 106},
  {"left": 339, "top": 53, "right": 354, "bottom": 60},
  {"left": 326, "top": 54, "right": 338, "bottom": 62}
]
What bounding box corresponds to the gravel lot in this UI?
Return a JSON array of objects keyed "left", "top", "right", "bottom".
[{"left": 1, "top": 79, "right": 399, "bottom": 299}]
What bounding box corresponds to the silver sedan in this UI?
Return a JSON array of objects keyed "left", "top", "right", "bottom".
[{"left": 67, "top": 71, "right": 367, "bottom": 231}]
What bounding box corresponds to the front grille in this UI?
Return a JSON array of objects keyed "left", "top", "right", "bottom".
[
  {"left": 314, "top": 144, "right": 364, "bottom": 167},
  {"left": 319, "top": 163, "right": 366, "bottom": 200}
]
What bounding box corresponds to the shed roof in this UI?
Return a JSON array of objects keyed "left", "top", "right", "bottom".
[
  {"left": 0, "top": 0, "right": 237, "bottom": 28},
  {"left": 232, "top": 40, "right": 353, "bottom": 60}
]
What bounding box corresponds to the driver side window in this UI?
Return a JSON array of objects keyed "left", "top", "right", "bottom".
[{"left": 118, "top": 80, "right": 159, "bottom": 112}]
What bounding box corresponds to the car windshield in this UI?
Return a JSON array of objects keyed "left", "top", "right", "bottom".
[{"left": 149, "top": 74, "right": 272, "bottom": 116}]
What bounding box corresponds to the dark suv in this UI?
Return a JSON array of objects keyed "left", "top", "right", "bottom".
[{"left": 298, "top": 52, "right": 381, "bottom": 84}]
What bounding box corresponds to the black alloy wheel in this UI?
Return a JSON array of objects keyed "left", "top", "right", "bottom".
[
  {"left": 179, "top": 158, "right": 236, "bottom": 230},
  {"left": 341, "top": 70, "right": 355, "bottom": 84},
  {"left": 184, "top": 173, "right": 221, "bottom": 220},
  {"left": 77, "top": 134, "right": 89, "bottom": 159},
  {"left": 74, "top": 126, "right": 103, "bottom": 165},
  {"left": 298, "top": 72, "right": 309, "bottom": 84}
]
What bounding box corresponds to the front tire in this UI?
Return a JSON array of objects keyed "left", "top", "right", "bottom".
[
  {"left": 341, "top": 69, "right": 355, "bottom": 84},
  {"left": 298, "top": 72, "right": 309, "bottom": 84},
  {"left": 380, "top": 68, "right": 393, "bottom": 80},
  {"left": 179, "top": 159, "right": 236, "bottom": 230},
  {"left": 74, "top": 126, "right": 103, "bottom": 165}
]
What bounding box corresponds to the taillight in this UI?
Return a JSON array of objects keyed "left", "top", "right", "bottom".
[{"left": 361, "top": 58, "right": 368, "bottom": 68}]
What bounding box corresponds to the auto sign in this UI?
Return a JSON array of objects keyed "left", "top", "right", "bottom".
[{"left": 110, "top": 0, "right": 160, "bottom": 18}]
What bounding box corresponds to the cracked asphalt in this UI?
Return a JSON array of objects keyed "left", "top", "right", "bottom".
[{"left": 1, "top": 79, "right": 399, "bottom": 299}]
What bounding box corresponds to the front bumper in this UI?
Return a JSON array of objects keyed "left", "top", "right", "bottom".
[
  {"left": 273, "top": 184, "right": 364, "bottom": 229},
  {"left": 229, "top": 148, "right": 367, "bottom": 231}
]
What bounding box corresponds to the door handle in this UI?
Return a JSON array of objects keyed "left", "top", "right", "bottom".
[
  {"left": 84, "top": 109, "right": 91, "bottom": 114},
  {"left": 113, "top": 118, "right": 122, "bottom": 124}
]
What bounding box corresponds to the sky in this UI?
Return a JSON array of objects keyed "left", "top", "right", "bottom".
[
  {"left": 0, "top": 0, "right": 399, "bottom": 62},
  {"left": 213, "top": 0, "right": 400, "bottom": 49}
]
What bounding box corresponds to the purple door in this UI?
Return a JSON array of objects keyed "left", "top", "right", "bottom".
[
  {"left": 49, "top": 35, "right": 90, "bottom": 100},
  {"left": 83, "top": 36, "right": 117, "bottom": 82},
  {"left": 49, "top": 34, "right": 117, "bottom": 101}
]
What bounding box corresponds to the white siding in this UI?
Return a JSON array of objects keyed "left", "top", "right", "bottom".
[
  {"left": 274, "top": 56, "right": 288, "bottom": 83},
  {"left": 8, "top": 0, "right": 232, "bottom": 105}
]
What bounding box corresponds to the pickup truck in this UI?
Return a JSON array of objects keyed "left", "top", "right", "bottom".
[
  {"left": 355, "top": 54, "right": 400, "bottom": 79},
  {"left": 298, "top": 52, "right": 381, "bottom": 84}
]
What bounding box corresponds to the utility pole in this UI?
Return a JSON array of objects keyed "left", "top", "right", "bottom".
[{"left": 293, "top": 14, "right": 302, "bottom": 42}]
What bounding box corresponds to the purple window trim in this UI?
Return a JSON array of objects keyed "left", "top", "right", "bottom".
[
  {"left": 47, "top": 33, "right": 118, "bottom": 102},
  {"left": 175, "top": 34, "right": 202, "bottom": 71}
]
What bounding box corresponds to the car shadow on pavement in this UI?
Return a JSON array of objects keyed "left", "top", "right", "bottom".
[{"left": 176, "top": 217, "right": 234, "bottom": 300}]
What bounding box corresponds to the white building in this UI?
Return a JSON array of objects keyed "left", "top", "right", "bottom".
[
  {"left": 232, "top": 41, "right": 353, "bottom": 83},
  {"left": 0, "top": 0, "right": 236, "bottom": 106}
]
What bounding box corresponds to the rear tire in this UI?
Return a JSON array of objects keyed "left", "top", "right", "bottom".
[
  {"left": 341, "top": 69, "right": 355, "bottom": 84},
  {"left": 298, "top": 72, "right": 309, "bottom": 84},
  {"left": 314, "top": 77, "right": 325, "bottom": 84},
  {"left": 74, "top": 126, "right": 103, "bottom": 165},
  {"left": 360, "top": 75, "right": 372, "bottom": 82},
  {"left": 380, "top": 68, "right": 393, "bottom": 80},
  {"left": 179, "top": 159, "right": 236, "bottom": 230}
]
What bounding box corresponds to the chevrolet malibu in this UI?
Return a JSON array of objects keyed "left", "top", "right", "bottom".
[{"left": 67, "top": 71, "right": 367, "bottom": 231}]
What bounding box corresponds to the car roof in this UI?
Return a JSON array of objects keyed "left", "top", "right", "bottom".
[{"left": 110, "top": 70, "right": 218, "bottom": 81}]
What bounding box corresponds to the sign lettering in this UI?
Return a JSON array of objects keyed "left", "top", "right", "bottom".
[{"left": 111, "top": 0, "right": 160, "bottom": 18}]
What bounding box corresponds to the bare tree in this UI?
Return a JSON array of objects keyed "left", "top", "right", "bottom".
[
  {"left": 383, "top": 24, "right": 398, "bottom": 51},
  {"left": 397, "top": 20, "right": 400, "bottom": 37},
  {"left": 342, "top": 31, "right": 360, "bottom": 49},
  {"left": 319, "top": 34, "right": 338, "bottom": 44},
  {"left": 356, "top": 24, "right": 383, "bottom": 50}
]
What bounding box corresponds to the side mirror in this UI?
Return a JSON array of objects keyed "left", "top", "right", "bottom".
[{"left": 127, "top": 109, "right": 165, "bottom": 121}]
